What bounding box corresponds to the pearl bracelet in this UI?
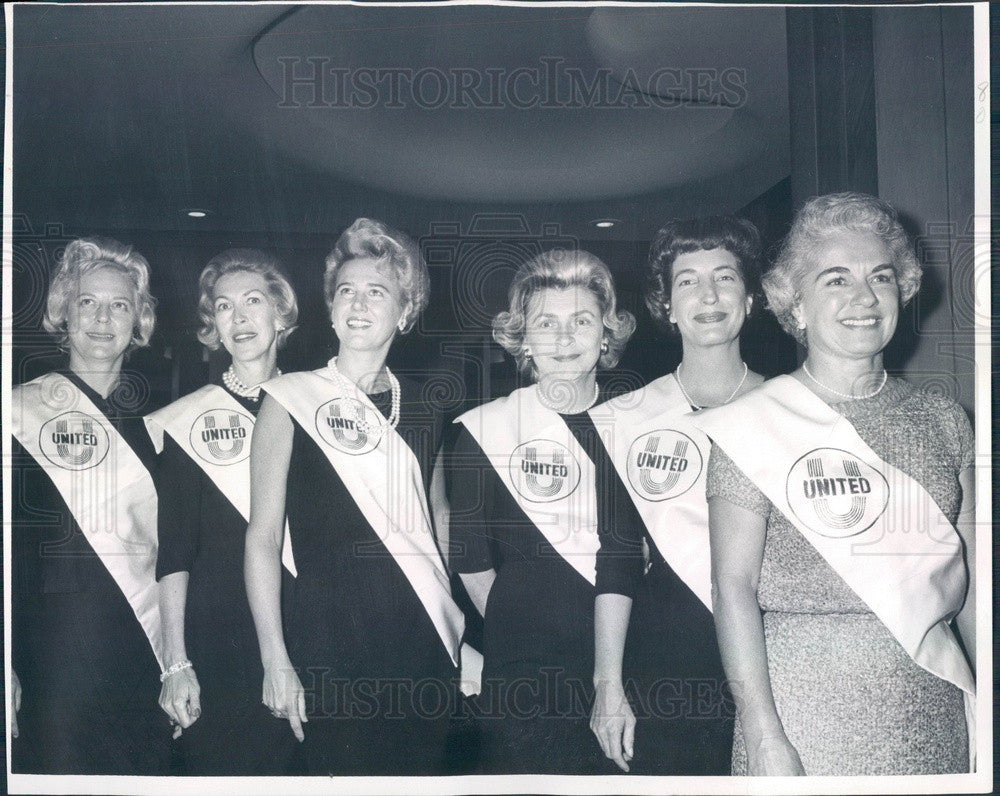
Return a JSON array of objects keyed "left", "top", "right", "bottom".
[{"left": 160, "top": 659, "right": 193, "bottom": 682}]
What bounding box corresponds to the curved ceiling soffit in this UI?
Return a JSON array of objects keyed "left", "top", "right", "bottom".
[{"left": 237, "top": 5, "right": 782, "bottom": 203}]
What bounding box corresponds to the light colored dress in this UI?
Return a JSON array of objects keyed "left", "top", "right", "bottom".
[{"left": 706, "top": 378, "right": 973, "bottom": 775}]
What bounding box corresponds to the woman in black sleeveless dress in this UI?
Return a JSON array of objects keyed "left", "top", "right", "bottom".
[{"left": 245, "top": 218, "right": 463, "bottom": 775}]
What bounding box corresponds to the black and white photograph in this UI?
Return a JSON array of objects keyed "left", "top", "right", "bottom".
[{"left": 2, "top": 2, "right": 991, "bottom": 794}]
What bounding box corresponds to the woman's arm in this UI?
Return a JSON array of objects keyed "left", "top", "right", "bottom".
[
  {"left": 430, "top": 449, "right": 450, "bottom": 567},
  {"left": 158, "top": 571, "right": 201, "bottom": 728},
  {"left": 244, "top": 395, "right": 306, "bottom": 742},
  {"left": 459, "top": 569, "right": 496, "bottom": 617},
  {"left": 954, "top": 466, "right": 976, "bottom": 668},
  {"left": 591, "top": 592, "right": 635, "bottom": 771},
  {"left": 709, "top": 495, "right": 804, "bottom": 776}
]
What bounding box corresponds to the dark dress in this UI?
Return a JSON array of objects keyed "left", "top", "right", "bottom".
[
  {"left": 154, "top": 382, "right": 296, "bottom": 774},
  {"left": 449, "top": 393, "right": 635, "bottom": 775},
  {"left": 603, "top": 531, "right": 734, "bottom": 774},
  {"left": 11, "top": 370, "right": 171, "bottom": 775},
  {"left": 281, "top": 376, "right": 458, "bottom": 776}
]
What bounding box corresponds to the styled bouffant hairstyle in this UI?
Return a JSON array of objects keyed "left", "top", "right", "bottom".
[
  {"left": 323, "top": 218, "right": 430, "bottom": 334},
  {"left": 196, "top": 249, "right": 299, "bottom": 351},
  {"left": 645, "top": 215, "right": 763, "bottom": 333},
  {"left": 493, "top": 248, "right": 636, "bottom": 377},
  {"left": 43, "top": 236, "right": 156, "bottom": 351},
  {"left": 764, "top": 192, "right": 922, "bottom": 346}
]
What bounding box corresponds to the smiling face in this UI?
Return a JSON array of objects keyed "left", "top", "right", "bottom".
[
  {"left": 66, "top": 266, "right": 138, "bottom": 372},
  {"left": 793, "top": 231, "right": 900, "bottom": 360},
  {"left": 523, "top": 286, "right": 604, "bottom": 383},
  {"left": 668, "top": 248, "right": 751, "bottom": 349},
  {"left": 329, "top": 257, "right": 408, "bottom": 357},
  {"left": 212, "top": 269, "right": 282, "bottom": 364}
]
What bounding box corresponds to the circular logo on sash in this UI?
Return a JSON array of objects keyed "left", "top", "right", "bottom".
[
  {"left": 786, "top": 447, "right": 889, "bottom": 538},
  {"left": 189, "top": 409, "right": 255, "bottom": 465},
  {"left": 625, "top": 428, "right": 703, "bottom": 502},
  {"left": 315, "top": 397, "right": 382, "bottom": 455},
  {"left": 508, "top": 438, "right": 581, "bottom": 503},
  {"left": 39, "top": 411, "right": 110, "bottom": 471}
]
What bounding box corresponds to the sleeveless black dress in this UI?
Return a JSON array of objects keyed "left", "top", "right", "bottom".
[{"left": 281, "top": 376, "right": 458, "bottom": 775}]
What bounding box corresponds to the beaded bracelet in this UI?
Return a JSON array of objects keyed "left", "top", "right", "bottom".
[{"left": 160, "top": 659, "right": 193, "bottom": 682}]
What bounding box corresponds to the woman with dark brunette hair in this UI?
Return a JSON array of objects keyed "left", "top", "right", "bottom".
[
  {"left": 145, "top": 248, "right": 298, "bottom": 774},
  {"left": 589, "top": 216, "right": 763, "bottom": 774}
]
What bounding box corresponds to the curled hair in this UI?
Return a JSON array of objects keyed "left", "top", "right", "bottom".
[
  {"left": 764, "top": 192, "right": 922, "bottom": 346},
  {"left": 323, "top": 218, "right": 429, "bottom": 333},
  {"left": 43, "top": 236, "right": 156, "bottom": 351},
  {"left": 645, "top": 216, "right": 762, "bottom": 333},
  {"left": 196, "top": 249, "right": 299, "bottom": 351},
  {"left": 493, "top": 248, "right": 636, "bottom": 377}
]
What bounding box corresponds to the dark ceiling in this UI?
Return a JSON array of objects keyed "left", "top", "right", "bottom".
[
  {"left": 13, "top": 4, "right": 789, "bottom": 241},
  {"left": 11, "top": 3, "right": 796, "bottom": 396}
]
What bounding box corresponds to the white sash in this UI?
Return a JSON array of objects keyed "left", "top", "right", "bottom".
[
  {"left": 11, "top": 372, "right": 165, "bottom": 670},
  {"left": 694, "top": 375, "right": 975, "bottom": 760},
  {"left": 263, "top": 367, "right": 462, "bottom": 667},
  {"left": 589, "top": 375, "right": 712, "bottom": 610},
  {"left": 456, "top": 386, "right": 600, "bottom": 586},
  {"left": 144, "top": 385, "right": 297, "bottom": 577}
]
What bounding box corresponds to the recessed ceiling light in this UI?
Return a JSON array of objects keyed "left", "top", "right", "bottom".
[
  {"left": 185, "top": 209, "right": 209, "bottom": 218},
  {"left": 592, "top": 218, "right": 620, "bottom": 229}
]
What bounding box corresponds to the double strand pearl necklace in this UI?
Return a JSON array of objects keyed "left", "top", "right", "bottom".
[
  {"left": 802, "top": 361, "right": 887, "bottom": 400},
  {"left": 535, "top": 380, "right": 600, "bottom": 414},
  {"left": 674, "top": 361, "right": 748, "bottom": 411},
  {"left": 329, "top": 356, "right": 401, "bottom": 435},
  {"left": 223, "top": 364, "right": 280, "bottom": 401}
]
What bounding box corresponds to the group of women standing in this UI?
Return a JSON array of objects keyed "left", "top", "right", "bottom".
[{"left": 9, "top": 192, "right": 976, "bottom": 778}]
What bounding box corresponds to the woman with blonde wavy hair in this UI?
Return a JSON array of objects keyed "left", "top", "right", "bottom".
[
  {"left": 10, "top": 237, "right": 170, "bottom": 774},
  {"left": 145, "top": 249, "right": 298, "bottom": 774},
  {"left": 244, "top": 218, "right": 465, "bottom": 775},
  {"left": 449, "top": 248, "right": 638, "bottom": 773}
]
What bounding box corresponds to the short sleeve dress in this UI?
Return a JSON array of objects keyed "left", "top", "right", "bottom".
[
  {"left": 449, "top": 389, "right": 634, "bottom": 775},
  {"left": 706, "top": 378, "right": 973, "bottom": 775},
  {"left": 11, "top": 370, "right": 171, "bottom": 775},
  {"left": 280, "top": 375, "right": 458, "bottom": 776},
  {"left": 154, "top": 381, "right": 297, "bottom": 774}
]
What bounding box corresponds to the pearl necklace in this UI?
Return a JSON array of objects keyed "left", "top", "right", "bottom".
[
  {"left": 802, "top": 361, "right": 887, "bottom": 400},
  {"left": 329, "top": 357, "right": 401, "bottom": 435},
  {"left": 223, "top": 365, "right": 280, "bottom": 401},
  {"left": 674, "top": 361, "right": 748, "bottom": 411},
  {"left": 535, "top": 380, "right": 600, "bottom": 414}
]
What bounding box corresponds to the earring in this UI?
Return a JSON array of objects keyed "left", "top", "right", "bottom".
[
  {"left": 600, "top": 339, "right": 609, "bottom": 354},
  {"left": 523, "top": 348, "right": 532, "bottom": 359},
  {"left": 397, "top": 318, "right": 406, "bottom": 332}
]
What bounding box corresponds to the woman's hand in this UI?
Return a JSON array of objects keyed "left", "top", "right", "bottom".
[
  {"left": 159, "top": 666, "right": 201, "bottom": 731},
  {"left": 590, "top": 678, "right": 635, "bottom": 772},
  {"left": 10, "top": 668, "right": 21, "bottom": 739},
  {"left": 747, "top": 733, "right": 806, "bottom": 776},
  {"left": 263, "top": 662, "right": 308, "bottom": 742}
]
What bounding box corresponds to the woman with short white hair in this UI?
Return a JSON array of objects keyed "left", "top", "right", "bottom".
[{"left": 699, "top": 193, "right": 976, "bottom": 775}]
